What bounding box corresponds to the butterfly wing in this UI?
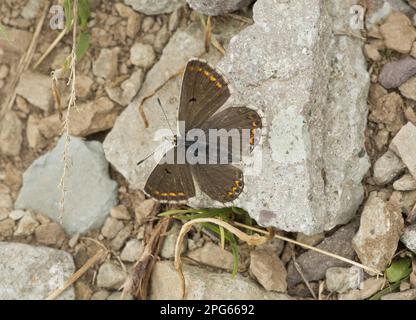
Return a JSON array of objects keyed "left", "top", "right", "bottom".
[
  {"left": 144, "top": 147, "right": 195, "bottom": 202},
  {"left": 191, "top": 164, "right": 244, "bottom": 203},
  {"left": 178, "top": 59, "right": 230, "bottom": 131},
  {"left": 201, "top": 107, "right": 263, "bottom": 163}
]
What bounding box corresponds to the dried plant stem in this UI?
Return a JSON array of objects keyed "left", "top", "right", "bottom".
[
  {"left": 46, "top": 250, "right": 105, "bottom": 300},
  {"left": 58, "top": 0, "right": 78, "bottom": 224},
  {"left": 292, "top": 252, "right": 317, "bottom": 299},
  {"left": 34, "top": 27, "right": 68, "bottom": 70},
  {"left": 234, "top": 221, "right": 383, "bottom": 276},
  {"left": 124, "top": 217, "right": 171, "bottom": 300},
  {"left": 174, "top": 218, "right": 268, "bottom": 298}
]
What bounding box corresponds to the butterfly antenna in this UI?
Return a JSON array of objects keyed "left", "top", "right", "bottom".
[
  {"left": 137, "top": 150, "right": 156, "bottom": 166},
  {"left": 157, "top": 98, "right": 175, "bottom": 137}
]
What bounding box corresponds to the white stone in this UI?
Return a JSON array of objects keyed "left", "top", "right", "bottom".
[
  {"left": 150, "top": 261, "right": 291, "bottom": 299},
  {"left": 401, "top": 224, "right": 416, "bottom": 253},
  {"left": 120, "top": 239, "right": 144, "bottom": 262},
  {"left": 393, "top": 174, "right": 416, "bottom": 191},
  {"left": 16, "top": 72, "right": 53, "bottom": 112},
  {"left": 373, "top": 150, "right": 406, "bottom": 185},
  {"left": 130, "top": 43, "right": 156, "bottom": 69},
  {"left": 325, "top": 266, "right": 363, "bottom": 293},
  {"left": 0, "top": 242, "right": 75, "bottom": 299}
]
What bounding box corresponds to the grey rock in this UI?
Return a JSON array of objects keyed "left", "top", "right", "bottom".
[
  {"left": 110, "top": 225, "right": 132, "bottom": 251},
  {"left": 110, "top": 205, "right": 131, "bottom": 220},
  {"left": 381, "top": 289, "right": 416, "bottom": 300},
  {"left": 0, "top": 111, "right": 23, "bottom": 156},
  {"left": 256, "top": 237, "right": 285, "bottom": 256},
  {"left": 366, "top": 0, "right": 415, "bottom": 30},
  {"left": 0, "top": 242, "right": 75, "bottom": 299},
  {"left": 21, "top": 0, "right": 42, "bottom": 19},
  {"left": 134, "top": 199, "right": 159, "bottom": 225},
  {"left": 0, "top": 193, "right": 13, "bottom": 209},
  {"left": 75, "top": 74, "right": 93, "bottom": 99},
  {"left": 0, "top": 211, "right": 8, "bottom": 221},
  {"left": 68, "top": 97, "right": 118, "bottom": 137},
  {"left": 154, "top": 25, "right": 170, "bottom": 53},
  {"left": 68, "top": 233, "right": 80, "bottom": 248},
  {"left": 250, "top": 249, "right": 287, "bottom": 292},
  {"left": 104, "top": 0, "right": 369, "bottom": 234},
  {"left": 401, "top": 224, "right": 416, "bottom": 253},
  {"left": 0, "top": 219, "right": 15, "bottom": 237},
  {"left": 373, "top": 150, "right": 406, "bottom": 185},
  {"left": 124, "top": 0, "right": 185, "bottom": 15},
  {"left": 393, "top": 174, "right": 416, "bottom": 191},
  {"left": 186, "top": 0, "right": 254, "bottom": 16},
  {"left": 160, "top": 223, "right": 186, "bottom": 259},
  {"left": 325, "top": 266, "right": 363, "bottom": 293},
  {"left": 14, "top": 212, "right": 39, "bottom": 236},
  {"left": 90, "top": 290, "right": 110, "bottom": 300},
  {"left": 120, "top": 239, "right": 144, "bottom": 262},
  {"left": 150, "top": 261, "right": 292, "bottom": 300},
  {"left": 352, "top": 192, "right": 404, "bottom": 272},
  {"left": 287, "top": 221, "right": 359, "bottom": 287},
  {"left": 379, "top": 57, "right": 416, "bottom": 89},
  {"left": 105, "top": 69, "right": 144, "bottom": 106},
  {"left": 15, "top": 135, "right": 118, "bottom": 235},
  {"left": 187, "top": 242, "right": 234, "bottom": 271},
  {"left": 96, "top": 262, "right": 127, "bottom": 289},
  {"left": 92, "top": 48, "right": 119, "bottom": 80},
  {"left": 390, "top": 122, "right": 416, "bottom": 181},
  {"left": 130, "top": 43, "right": 156, "bottom": 69},
  {"left": 168, "top": 8, "right": 182, "bottom": 32},
  {"left": 399, "top": 76, "right": 416, "bottom": 101},
  {"left": 16, "top": 72, "right": 53, "bottom": 112},
  {"left": 205, "top": 0, "right": 370, "bottom": 233},
  {"left": 338, "top": 277, "right": 384, "bottom": 300},
  {"left": 101, "top": 217, "right": 124, "bottom": 239}
]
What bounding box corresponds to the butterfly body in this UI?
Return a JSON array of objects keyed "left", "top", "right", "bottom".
[{"left": 144, "top": 59, "right": 262, "bottom": 203}]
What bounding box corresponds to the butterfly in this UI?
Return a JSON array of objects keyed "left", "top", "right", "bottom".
[{"left": 144, "top": 59, "right": 262, "bottom": 203}]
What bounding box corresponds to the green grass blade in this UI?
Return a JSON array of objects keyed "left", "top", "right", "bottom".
[
  {"left": 76, "top": 32, "right": 90, "bottom": 60},
  {"left": 78, "top": 0, "right": 91, "bottom": 29},
  {"left": 64, "top": 0, "right": 73, "bottom": 30}
]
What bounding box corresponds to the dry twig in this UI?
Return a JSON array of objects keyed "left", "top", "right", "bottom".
[
  {"left": 123, "top": 217, "right": 171, "bottom": 300},
  {"left": 234, "top": 222, "right": 382, "bottom": 275},
  {"left": 46, "top": 250, "right": 105, "bottom": 300}
]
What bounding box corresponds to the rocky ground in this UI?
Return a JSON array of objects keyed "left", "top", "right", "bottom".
[{"left": 0, "top": 0, "right": 416, "bottom": 300}]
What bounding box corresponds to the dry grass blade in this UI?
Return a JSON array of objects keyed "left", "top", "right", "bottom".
[
  {"left": 34, "top": 27, "right": 68, "bottom": 70},
  {"left": 225, "top": 13, "right": 253, "bottom": 24},
  {"left": 234, "top": 221, "right": 383, "bottom": 276},
  {"left": 46, "top": 250, "right": 105, "bottom": 300},
  {"left": 51, "top": 74, "right": 62, "bottom": 119},
  {"left": 292, "top": 252, "right": 317, "bottom": 299},
  {"left": 204, "top": 16, "right": 212, "bottom": 53},
  {"left": 124, "top": 217, "right": 171, "bottom": 300},
  {"left": 174, "top": 217, "right": 268, "bottom": 299}
]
